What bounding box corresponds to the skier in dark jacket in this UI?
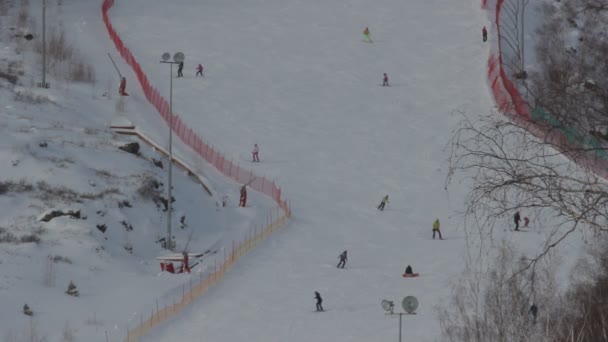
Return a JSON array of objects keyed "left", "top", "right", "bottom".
[
  {"left": 314, "top": 291, "right": 324, "bottom": 312},
  {"left": 177, "top": 61, "right": 184, "bottom": 77},
  {"left": 482, "top": 26, "right": 488, "bottom": 42},
  {"left": 377, "top": 195, "right": 389, "bottom": 211},
  {"left": 529, "top": 303, "right": 538, "bottom": 323},
  {"left": 382, "top": 73, "right": 389, "bottom": 86},
  {"left": 337, "top": 250, "right": 347, "bottom": 268},
  {"left": 514, "top": 211, "right": 521, "bottom": 231}
]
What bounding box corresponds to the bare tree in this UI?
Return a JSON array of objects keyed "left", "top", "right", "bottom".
[
  {"left": 438, "top": 240, "right": 561, "bottom": 342},
  {"left": 446, "top": 112, "right": 608, "bottom": 271},
  {"left": 529, "top": 0, "right": 608, "bottom": 136}
]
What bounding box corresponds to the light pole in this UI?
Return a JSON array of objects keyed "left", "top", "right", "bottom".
[
  {"left": 381, "top": 296, "right": 419, "bottom": 342},
  {"left": 39, "top": 0, "right": 48, "bottom": 88},
  {"left": 160, "top": 51, "right": 185, "bottom": 251}
]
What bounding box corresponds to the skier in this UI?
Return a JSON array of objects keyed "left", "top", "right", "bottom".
[
  {"left": 514, "top": 211, "right": 521, "bottom": 231},
  {"left": 529, "top": 303, "right": 538, "bottom": 323},
  {"left": 377, "top": 195, "right": 389, "bottom": 211},
  {"left": 182, "top": 251, "right": 190, "bottom": 274},
  {"left": 382, "top": 73, "right": 389, "bottom": 87},
  {"left": 196, "top": 64, "right": 203, "bottom": 77},
  {"left": 404, "top": 265, "right": 413, "bottom": 275},
  {"left": 363, "top": 26, "right": 372, "bottom": 43},
  {"left": 524, "top": 216, "right": 529, "bottom": 228},
  {"left": 432, "top": 218, "right": 443, "bottom": 240},
  {"left": 119, "top": 77, "right": 128, "bottom": 96},
  {"left": 239, "top": 185, "right": 247, "bottom": 207},
  {"left": 337, "top": 250, "right": 347, "bottom": 268},
  {"left": 314, "top": 291, "right": 324, "bottom": 312},
  {"left": 252, "top": 143, "right": 260, "bottom": 162},
  {"left": 482, "top": 26, "right": 488, "bottom": 42},
  {"left": 177, "top": 61, "right": 184, "bottom": 77}
]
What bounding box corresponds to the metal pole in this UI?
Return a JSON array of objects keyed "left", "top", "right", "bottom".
[
  {"left": 167, "top": 63, "right": 173, "bottom": 250},
  {"left": 520, "top": 0, "right": 525, "bottom": 73},
  {"left": 399, "top": 313, "right": 402, "bottom": 342},
  {"left": 41, "top": 0, "right": 46, "bottom": 87}
]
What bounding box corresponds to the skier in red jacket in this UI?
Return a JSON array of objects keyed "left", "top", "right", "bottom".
[
  {"left": 196, "top": 64, "right": 203, "bottom": 77},
  {"left": 382, "top": 73, "right": 389, "bottom": 87},
  {"left": 182, "top": 251, "right": 190, "bottom": 273},
  {"left": 119, "top": 77, "right": 128, "bottom": 96}
]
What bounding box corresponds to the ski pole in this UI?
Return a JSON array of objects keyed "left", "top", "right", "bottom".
[{"left": 107, "top": 53, "right": 122, "bottom": 78}]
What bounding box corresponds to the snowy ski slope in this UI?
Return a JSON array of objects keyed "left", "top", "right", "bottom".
[{"left": 99, "top": 0, "right": 586, "bottom": 341}]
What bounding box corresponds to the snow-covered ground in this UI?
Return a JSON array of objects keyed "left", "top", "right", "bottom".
[
  {"left": 0, "top": 0, "right": 590, "bottom": 341},
  {"left": 0, "top": 1, "right": 276, "bottom": 341}
]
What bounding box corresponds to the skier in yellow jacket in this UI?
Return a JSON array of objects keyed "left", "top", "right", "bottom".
[{"left": 432, "top": 219, "right": 443, "bottom": 240}]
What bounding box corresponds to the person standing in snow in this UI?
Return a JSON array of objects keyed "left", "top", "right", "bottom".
[
  {"left": 382, "top": 73, "right": 389, "bottom": 87},
  {"left": 314, "top": 291, "right": 324, "bottom": 312},
  {"left": 363, "top": 26, "right": 372, "bottom": 43},
  {"left": 524, "top": 216, "right": 529, "bottom": 228},
  {"left": 377, "top": 195, "right": 389, "bottom": 211},
  {"left": 514, "top": 211, "right": 521, "bottom": 231},
  {"left": 196, "top": 64, "right": 204, "bottom": 77},
  {"left": 177, "top": 61, "right": 184, "bottom": 77},
  {"left": 529, "top": 303, "right": 538, "bottom": 323},
  {"left": 252, "top": 143, "right": 260, "bottom": 162},
  {"left": 482, "top": 26, "right": 488, "bottom": 42},
  {"left": 239, "top": 185, "right": 247, "bottom": 207},
  {"left": 119, "top": 77, "right": 128, "bottom": 96},
  {"left": 337, "top": 250, "right": 347, "bottom": 268},
  {"left": 432, "top": 219, "right": 443, "bottom": 240},
  {"left": 182, "top": 251, "right": 190, "bottom": 273}
]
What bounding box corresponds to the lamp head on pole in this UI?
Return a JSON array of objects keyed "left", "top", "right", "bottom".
[{"left": 173, "top": 52, "right": 185, "bottom": 63}]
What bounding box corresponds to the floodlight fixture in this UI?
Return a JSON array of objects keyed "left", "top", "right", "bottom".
[{"left": 402, "top": 296, "right": 419, "bottom": 314}]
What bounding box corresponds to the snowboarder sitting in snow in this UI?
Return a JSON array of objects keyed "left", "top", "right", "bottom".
[
  {"left": 196, "top": 64, "right": 204, "bottom": 77},
  {"left": 314, "top": 291, "right": 324, "bottom": 312},
  {"left": 432, "top": 218, "right": 443, "bottom": 240},
  {"left": 482, "top": 26, "right": 488, "bottom": 42},
  {"left": 337, "top": 250, "right": 347, "bottom": 268},
  {"left": 382, "top": 73, "right": 389, "bottom": 87},
  {"left": 404, "top": 265, "right": 413, "bottom": 275},
  {"left": 252, "top": 143, "right": 260, "bottom": 162},
  {"left": 514, "top": 211, "right": 521, "bottom": 231},
  {"left": 377, "top": 195, "right": 389, "bottom": 211}
]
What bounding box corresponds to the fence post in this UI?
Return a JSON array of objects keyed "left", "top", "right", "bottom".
[{"left": 156, "top": 299, "right": 159, "bottom": 321}]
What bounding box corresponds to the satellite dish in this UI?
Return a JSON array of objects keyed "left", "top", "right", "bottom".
[
  {"left": 173, "top": 52, "right": 185, "bottom": 63},
  {"left": 161, "top": 52, "right": 171, "bottom": 61},
  {"left": 381, "top": 300, "right": 394, "bottom": 313},
  {"left": 402, "top": 296, "right": 418, "bottom": 314}
]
